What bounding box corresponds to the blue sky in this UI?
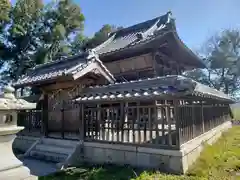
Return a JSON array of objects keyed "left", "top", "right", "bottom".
[{"left": 11, "top": 0, "right": 240, "bottom": 50}]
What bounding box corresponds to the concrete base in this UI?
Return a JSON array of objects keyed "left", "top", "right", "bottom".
[
  {"left": 180, "top": 120, "right": 232, "bottom": 173},
  {"left": 0, "top": 134, "right": 36, "bottom": 180},
  {"left": 14, "top": 121, "right": 232, "bottom": 174},
  {"left": 83, "top": 121, "right": 232, "bottom": 174}
]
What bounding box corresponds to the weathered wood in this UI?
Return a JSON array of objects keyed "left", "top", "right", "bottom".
[
  {"left": 173, "top": 100, "right": 180, "bottom": 148},
  {"left": 105, "top": 53, "right": 153, "bottom": 76},
  {"left": 61, "top": 107, "right": 64, "bottom": 139},
  {"left": 161, "top": 104, "right": 165, "bottom": 145},
  {"left": 165, "top": 102, "right": 172, "bottom": 146},
  {"left": 137, "top": 102, "right": 141, "bottom": 143},
  {"left": 43, "top": 94, "right": 48, "bottom": 136},
  {"left": 148, "top": 107, "right": 152, "bottom": 143},
  {"left": 125, "top": 102, "right": 130, "bottom": 142}
]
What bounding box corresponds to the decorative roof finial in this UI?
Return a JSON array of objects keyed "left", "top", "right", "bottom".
[
  {"left": 136, "top": 32, "right": 145, "bottom": 40},
  {"left": 87, "top": 49, "right": 98, "bottom": 60}
]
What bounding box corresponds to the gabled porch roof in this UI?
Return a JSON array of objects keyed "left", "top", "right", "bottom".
[
  {"left": 13, "top": 52, "right": 115, "bottom": 88},
  {"left": 73, "top": 75, "right": 234, "bottom": 103}
]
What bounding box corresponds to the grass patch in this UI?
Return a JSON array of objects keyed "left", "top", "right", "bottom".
[{"left": 39, "top": 126, "right": 240, "bottom": 180}]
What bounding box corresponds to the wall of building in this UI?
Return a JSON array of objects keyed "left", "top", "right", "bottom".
[{"left": 104, "top": 53, "right": 155, "bottom": 80}]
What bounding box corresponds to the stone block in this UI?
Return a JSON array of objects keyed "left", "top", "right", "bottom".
[
  {"left": 124, "top": 151, "right": 137, "bottom": 166},
  {"left": 108, "top": 150, "right": 125, "bottom": 165}
]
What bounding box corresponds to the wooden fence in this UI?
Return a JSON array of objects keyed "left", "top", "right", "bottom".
[{"left": 17, "top": 99, "right": 232, "bottom": 150}]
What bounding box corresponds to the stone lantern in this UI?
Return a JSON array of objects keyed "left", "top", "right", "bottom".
[{"left": 0, "top": 85, "right": 37, "bottom": 180}]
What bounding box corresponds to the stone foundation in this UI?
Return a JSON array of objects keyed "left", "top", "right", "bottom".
[
  {"left": 180, "top": 120, "right": 232, "bottom": 173},
  {"left": 83, "top": 121, "right": 232, "bottom": 174},
  {"left": 14, "top": 121, "right": 232, "bottom": 174}
]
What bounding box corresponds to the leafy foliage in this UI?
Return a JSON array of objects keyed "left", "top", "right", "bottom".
[
  {"left": 0, "top": 0, "right": 11, "bottom": 30},
  {"left": 69, "top": 24, "right": 122, "bottom": 54},
  {"left": 84, "top": 24, "right": 123, "bottom": 50},
  {"left": 185, "top": 29, "right": 240, "bottom": 96},
  {"left": 0, "top": 0, "right": 85, "bottom": 82}
]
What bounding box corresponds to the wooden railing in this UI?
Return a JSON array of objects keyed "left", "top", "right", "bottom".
[
  {"left": 17, "top": 110, "right": 43, "bottom": 137},
  {"left": 16, "top": 100, "right": 232, "bottom": 150},
  {"left": 179, "top": 103, "right": 231, "bottom": 144},
  {"left": 82, "top": 101, "right": 179, "bottom": 149}
]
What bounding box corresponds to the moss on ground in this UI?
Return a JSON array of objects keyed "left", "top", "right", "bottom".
[{"left": 39, "top": 126, "right": 240, "bottom": 180}]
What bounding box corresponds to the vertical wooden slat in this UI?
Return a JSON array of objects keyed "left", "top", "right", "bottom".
[
  {"left": 161, "top": 104, "right": 165, "bottom": 145},
  {"left": 110, "top": 105, "right": 114, "bottom": 142},
  {"left": 137, "top": 102, "right": 141, "bottom": 143},
  {"left": 116, "top": 106, "right": 120, "bottom": 142},
  {"left": 143, "top": 108, "right": 147, "bottom": 142},
  {"left": 165, "top": 102, "right": 172, "bottom": 146},
  {"left": 61, "top": 107, "right": 64, "bottom": 139},
  {"left": 106, "top": 108, "right": 110, "bottom": 141},
  {"left": 155, "top": 101, "right": 159, "bottom": 145},
  {"left": 97, "top": 104, "right": 101, "bottom": 140},
  {"left": 192, "top": 104, "right": 196, "bottom": 139},
  {"left": 125, "top": 102, "right": 129, "bottom": 143},
  {"left": 79, "top": 104, "right": 84, "bottom": 141},
  {"left": 85, "top": 109, "right": 89, "bottom": 138},
  {"left": 120, "top": 102, "right": 124, "bottom": 142},
  {"left": 148, "top": 107, "right": 152, "bottom": 143},
  {"left": 28, "top": 110, "right": 31, "bottom": 132},
  {"left": 43, "top": 94, "right": 49, "bottom": 137},
  {"left": 132, "top": 106, "right": 135, "bottom": 144},
  {"left": 101, "top": 107, "right": 105, "bottom": 141},
  {"left": 201, "top": 102, "right": 205, "bottom": 133},
  {"left": 174, "top": 100, "right": 180, "bottom": 148}
]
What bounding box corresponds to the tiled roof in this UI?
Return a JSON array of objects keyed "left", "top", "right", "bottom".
[
  {"left": 93, "top": 11, "right": 205, "bottom": 68},
  {"left": 13, "top": 52, "right": 115, "bottom": 87},
  {"left": 74, "top": 75, "right": 234, "bottom": 103},
  {"left": 94, "top": 12, "right": 172, "bottom": 56}
]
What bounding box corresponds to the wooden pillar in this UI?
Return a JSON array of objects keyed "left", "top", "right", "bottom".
[
  {"left": 14, "top": 88, "right": 18, "bottom": 97},
  {"left": 43, "top": 94, "right": 49, "bottom": 137},
  {"left": 120, "top": 102, "right": 124, "bottom": 142},
  {"left": 165, "top": 100, "right": 172, "bottom": 146},
  {"left": 80, "top": 103, "right": 85, "bottom": 141},
  {"left": 174, "top": 99, "right": 180, "bottom": 148},
  {"left": 106, "top": 108, "right": 110, "bottom": 141},
  {"left": 97, "top": 104, "right": 101, "bottom": 140},
  {"left": 20, "top": 88, "right": 24, "bottom": 97},
  {"left": 137, "top": 102, "right": 141, "bottom": 143},
  {"left": 192, "top": 102, "right": 196, "bottom": 138},
  {"left": 125, "top": 102, "right": 129, "bottom": 142},
  {"left": 61, "top": 102, "right": 65, "bottom": 139},
  {"left": 201, "top": 101, "right": 205, "bottom": 133}
]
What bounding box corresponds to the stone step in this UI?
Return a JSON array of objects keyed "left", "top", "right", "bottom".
[
  {"left": 29, "top": 150, "right": 68, "bottom": 163},
  {"left": 35, "top": 144, "right": 73, "bottom": 155},
  {"left": 41, "top": 138, "right": 78, "bottom": 148}
]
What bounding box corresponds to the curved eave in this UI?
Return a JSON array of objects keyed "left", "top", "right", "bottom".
[{"left": 171, "top": 32, "right": 206, "bottom": 68}]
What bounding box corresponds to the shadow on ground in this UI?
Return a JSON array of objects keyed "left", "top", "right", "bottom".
[{"left": 20, "top": 157, "right": 58, "bottom": 177}]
